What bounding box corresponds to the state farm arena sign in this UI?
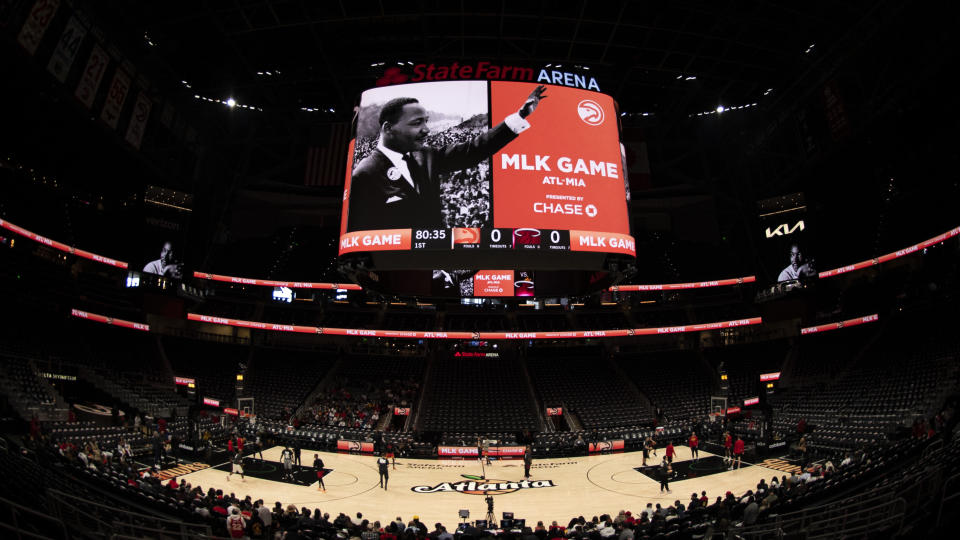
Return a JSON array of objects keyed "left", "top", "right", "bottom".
[{"left": 377, "top": 61, "right": 601, "bottom": 92}]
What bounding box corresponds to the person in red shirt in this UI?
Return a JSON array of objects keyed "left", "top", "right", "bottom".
[
  {"left": 227, "top": 438, "right": 234, "bottom": 454},
  {"left": 723, "top": 431, "right": 733, "bottom": 465},
  {"left": 665, "top": 442, "right": 676, "bottom": 464},
  {"left": 688, "top": 432, "right": 699, "bottom": 462},
  {"left": 237, "top": 436, "right": 245, "bottom": 455},
  {"left": 226, "top": 508, "right": 246, "bottom": 538},
  {"left": 732, "top": 436, "right": 745, "bottom": 470}
]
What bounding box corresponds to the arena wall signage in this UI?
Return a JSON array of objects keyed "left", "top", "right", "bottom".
[
  {"left": 609, "top": 275, "right": 756, "bottom": 291},
  {"left": 1, "top": 218, "right": 127, "bottom": 268},
  {"left": 337, "top": 440, "right": 375, "bottom": 453},
  {"left": 187, "top": 313, "right": 762, "bottom": 340},
  {"left": 193, "top": 272, "right": 362, "bottom": 290},
  {"left": 800, "top": 314, "right": 879, "bottom": 334},
  {"left": 588, "top": 440, "right": 625, "bottom": 453},
  {"left": 378, "top": 61, "right": 601, "bottom": 91},
  {"left": 437, "top": 446, "right": 526, "bottom": 457},
  {"left": 71, "top": 308, "right": 148, "bottom": 331}
]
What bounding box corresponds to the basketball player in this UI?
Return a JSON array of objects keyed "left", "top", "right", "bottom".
[
  {"left": 226, "top": 452, "right": 245, "bottom": 482},
  {"left": 281, "top": 446, "right": 294, "bottom": 482},
  {"left": 314, "top": 453, "right": 326, "bottom": 492},
  {"left": 723, "top": 431, "right": 733, "bottom": 465},
  {"left": 642, "top": 438, "right": 651, "bottom": 467},
  {"left": 689, "top": 432, "right": 699, "bottom": 462},
  {"left": 732, "top": 436, "right": 745, "bottom": 470},
  {"left": 377, "top": 455, "right": 390, "bottom": 490}
]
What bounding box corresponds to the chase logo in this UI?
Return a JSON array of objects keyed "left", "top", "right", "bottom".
[{"left": 577, "top": 99, "right": 605, "bottom": 126}]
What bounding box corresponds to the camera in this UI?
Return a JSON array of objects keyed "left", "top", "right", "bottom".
[{"left": 485, "top": 495, "right": 494, "bottom": 513}]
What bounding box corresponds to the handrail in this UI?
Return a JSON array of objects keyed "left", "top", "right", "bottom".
[
  {"left": 0, "top": 496, "right": 69, "bottom": 540},
  {"left": 937, "top": 471, "right": 960, "bottom": 527},
  {"left": 47, "top": 489, "right": 213, "bottom": 539}
]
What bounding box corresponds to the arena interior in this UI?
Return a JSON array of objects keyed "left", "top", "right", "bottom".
[{"left": 1, "top": 1, "right": 959, "bottom": 539}]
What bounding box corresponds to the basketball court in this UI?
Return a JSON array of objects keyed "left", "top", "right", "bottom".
[{"left": 175, "top": 445, "right": 786, "bottom": 526}]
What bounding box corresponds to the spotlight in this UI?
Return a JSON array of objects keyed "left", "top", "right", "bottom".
[
  {"left": 226, "top": 98, "right": 236, "bottom": 108},
  {"left": 716, "top": 105, "right": 725, "bottom": 114}
]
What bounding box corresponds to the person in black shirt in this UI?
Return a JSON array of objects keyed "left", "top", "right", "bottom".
[
  {"left": 293, "top": 443, "right": 302, "bottom": 468},
  {"left": 314, "top": 454, "right": 326, "bottom": 492},
  {"left": 658, "top": 458, "right": 671, "bottom": 494},
  {"left": 523, "top": 446, "right": 533, "bottom": 479},
  {"left": 377, "top": 456, "right": 389, "bottom": 489}
]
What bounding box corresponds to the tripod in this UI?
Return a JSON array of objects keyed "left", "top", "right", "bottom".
[{"left": 484, "top": 496, "right": 497, "bottom": 528}]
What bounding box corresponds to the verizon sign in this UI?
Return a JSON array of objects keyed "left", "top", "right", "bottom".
[{"left": 765, "top": 220, "right": 805, "bottom": 238}]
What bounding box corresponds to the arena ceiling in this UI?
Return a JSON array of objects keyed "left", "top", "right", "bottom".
[{"left": 113, "top": 0, "right": 880, "bottom": 126}]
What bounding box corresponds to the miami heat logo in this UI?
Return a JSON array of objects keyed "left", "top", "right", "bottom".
[
  {"left": 411, "top": 474, "right": 555, "bottom": 495},
  {"left": 577, "top": 99, "right": 605, "bottom": 126}
]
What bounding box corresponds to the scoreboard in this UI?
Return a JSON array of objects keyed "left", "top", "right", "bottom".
[{"left": 336, "top": 78, "right": 635, "bottom": 297}]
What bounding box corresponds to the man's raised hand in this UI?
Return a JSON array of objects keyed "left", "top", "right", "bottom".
[{"left": 519, "top": 85, "right": 548, "bottom": 118}]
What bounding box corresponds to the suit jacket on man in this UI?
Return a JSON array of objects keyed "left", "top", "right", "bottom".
[{"left": 347, "top": 122, "right": 517, "bottom": 231}]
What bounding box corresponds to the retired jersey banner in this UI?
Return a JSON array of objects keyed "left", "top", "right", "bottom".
[
  {"left": 46, "top": 15, "right": 86, "bottom": 82},
  {"left": 17, "top": 0, "right": 59, "bottom": 55},
  {"left": 75, "top": 44, "right": 109, "bottom": 109},
  {"left": 100, "top": 69, "right": 131, "bottom": 129},
  {"left": 124, "top": 91, "right": 152, "bottom": 149}
]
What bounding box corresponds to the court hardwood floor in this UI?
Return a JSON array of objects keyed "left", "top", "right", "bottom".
[{"left": 178, "top": 446, "right": 781, "bottom": 526}]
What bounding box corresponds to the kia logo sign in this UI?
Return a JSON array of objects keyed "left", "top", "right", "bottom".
[
  {"left": 765, "top": 220, "right": 805, "bottom": 238},
  {"left": 577, "top": 100, "right": 605, "bottom": 126}
]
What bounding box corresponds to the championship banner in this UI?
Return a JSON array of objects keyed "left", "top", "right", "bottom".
[
  {"left": 100, "top": 69, "right": 132, "bottom": 129},
  {"left": 186, "top": 313, "right": 762, "bottom": 340},
  {"left": 124, "top": 91, "right": 152, "bottom": 149},
  {"left": 819, "top": 226, "right": 960, "bottom": 278},
  {"left": 800, "top": 314, "right": 878, "bottom": 335},
  {"left": 46, "top": 15, "right": 86, "bottom": 82},
  {"left": 337, "top": 440, "right": 375, "bottom": 453},
  {"left": 75, "top": 44, "right": 109, "bottom": 109},
  {"left": 193, "top": 272, "right": 362, "bottom": 290},
  {"left": 588, "top": 440, "right": 624, "bottom": 453},
  {"left": 610, "top": 275, "right": 756, "bottom": 291},
  {"left": 338, "top": 229, "right": 411, "bottom": 255},
  {"left": 17, "top": 0, "right": 60, "bottom": 55},
  {"left": 70, "top": 309, "right": 149, "bottom": 331}
]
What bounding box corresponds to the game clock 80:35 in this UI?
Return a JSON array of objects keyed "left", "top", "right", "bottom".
[{"left": 412, "top": 229, "right": 451, "bottom": 250}]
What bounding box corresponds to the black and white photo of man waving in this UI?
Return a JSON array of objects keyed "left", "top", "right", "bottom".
[{"left": 347, "top": 84, "right": 547, "bottom": 231}]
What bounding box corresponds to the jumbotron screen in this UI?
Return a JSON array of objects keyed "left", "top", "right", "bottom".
[{"left": 339, "top": 80, "right": 633, "bottom": 259}]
